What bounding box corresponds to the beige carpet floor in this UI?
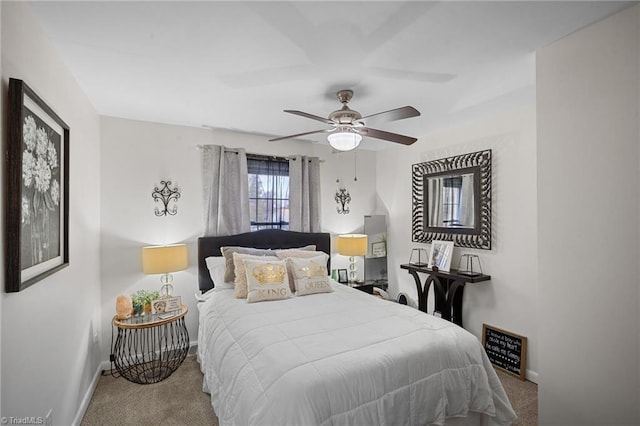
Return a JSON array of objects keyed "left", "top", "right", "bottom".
[{"left": 82, "top": 355, "right": 537, "bottom": 425}]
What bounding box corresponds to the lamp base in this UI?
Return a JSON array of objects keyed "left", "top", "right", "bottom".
[
  {"left": 160, "top": 273, "right": 174, "bottom": 297},
  {"left": 348, "top": 256, "right": 359, "bottom": 284}
]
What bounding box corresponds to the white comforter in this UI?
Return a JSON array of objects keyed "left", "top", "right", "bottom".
[{"left": 198, "top": 283, "right": 516, "bottom": 426}]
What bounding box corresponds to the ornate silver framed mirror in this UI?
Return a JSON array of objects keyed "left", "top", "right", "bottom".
[{"left": 412, "top": 149, "right": 492, "bottom": 250}]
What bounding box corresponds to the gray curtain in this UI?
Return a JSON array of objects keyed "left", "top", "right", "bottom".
[
  {"left": 428, "top": 178, "right": 443, "bottom": 227},
  {"left": 202, "top": 145, "right": 250, "bottom": 236},
  {"left": 289, "top": 156, "right": 321, "bottom": 232},
  {"left": 460, "top": 174, "right": 475, "bottom": 227}
]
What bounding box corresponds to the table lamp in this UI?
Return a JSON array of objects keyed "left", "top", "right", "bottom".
[
  {"left": 337, "top": 234, "right": 368, "bottom": 283},
  {"left": 142, "top": 243, "right": 188, "bottom": 297}
]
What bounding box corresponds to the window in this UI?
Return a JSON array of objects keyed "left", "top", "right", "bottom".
[{"left": 247, "top": 155, "right": 289, "bottom": 231}]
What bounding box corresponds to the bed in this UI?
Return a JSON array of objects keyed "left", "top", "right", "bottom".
[{"left": 197, "top": 229, "right": 517, "bottom": 425}]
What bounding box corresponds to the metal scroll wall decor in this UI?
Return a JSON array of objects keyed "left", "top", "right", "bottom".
[
  {"left": 335, "top": 184, "right": 351, "bottom": 214},
  {"left": 411, "top": 149, "right": 492, "bottom": 250},
  {"left": 152, "top": 180, "right": 181, "bottom": 216}
]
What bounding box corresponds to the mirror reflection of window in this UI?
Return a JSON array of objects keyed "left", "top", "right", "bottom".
[
  {"left": 442, "top": 176, "right": 462, "bottom": 226},
  {"left": 428, "top": 173, "right": 475, "bottom": 229}
]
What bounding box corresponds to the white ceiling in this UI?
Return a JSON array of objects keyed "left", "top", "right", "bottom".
[{"left": 28, "top": 1, "right": 633, "bottom": 150}]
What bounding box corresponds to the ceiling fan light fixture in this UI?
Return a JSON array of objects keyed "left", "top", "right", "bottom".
[{"left": 328, "top": 131, "right": 362, "bottom": 151}]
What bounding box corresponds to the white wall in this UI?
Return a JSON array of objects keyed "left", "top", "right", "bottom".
[
  {"left": 537, "top": 5, "right": 640, "bottom": 424},
  {"left": 99, "top": 116, "right": 377, "bottom": 360},
  {"left": 1, "top": 3, "right": 102, "bottom": 425},
  {"left": 377, "top": 105, "right": 539, "bottom": 381}
]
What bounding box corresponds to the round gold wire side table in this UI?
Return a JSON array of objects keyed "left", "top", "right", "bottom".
[{"left": 111, "top": 305, "right": 189, "bottom": 384}]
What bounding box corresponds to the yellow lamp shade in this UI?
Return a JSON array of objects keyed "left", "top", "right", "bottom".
[
  {"left": 142, "top": 244, "right": 188, "bottom": 274},
  {"left": 337, "top": 234, "right": 368, "bottom": 256}
]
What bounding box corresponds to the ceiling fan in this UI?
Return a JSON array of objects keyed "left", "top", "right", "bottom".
[{"left": 269, "top": 89, "right": 420, "bottom": 151}]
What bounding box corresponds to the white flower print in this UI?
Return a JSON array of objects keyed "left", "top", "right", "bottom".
[
  {"left": 47, "top": 141, "right": 58, "bottom": 169},
  {"left": 23, "top": 115, "right": 37, "bottom": 151},
  {"left": 21, "top": 196, "right": 30, "bottom": 225},
  {"left": 50, "top": 179, "right": 60, "bottom": 206},
  {"left": 36, "top": 127, "right": 48, "bottom": 157},
  {"left": 34, "top": 157, "right": 51, "bottom": 193},
  {"left": 22, "top": 151, "right": 35, "bottom": 188}
]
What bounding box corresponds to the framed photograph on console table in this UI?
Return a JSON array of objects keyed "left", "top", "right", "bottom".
[
  {"left": 6, "top": 79, "right": 70, "bottom": 293},
  {"left": 337, "top": 269, "right": 348, "bottom": 284},
  {"left": 427, "top": 240, "right": 454, "bottom": 272}
]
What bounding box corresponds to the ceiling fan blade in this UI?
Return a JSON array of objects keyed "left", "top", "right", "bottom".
[
  {"left": 284, "top": 110, "right": 335, "bottom": 125},
  {"left": 360, "top": 106, "right": 421, "bottom": 124},
  {"left": 269, "top": 128, "right": 332, "bottom": 142},
  {"left": 362, "top": 128, "right": 417, "bottom": 145}
]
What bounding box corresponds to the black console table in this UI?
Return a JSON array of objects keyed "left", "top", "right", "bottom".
[{"left": 400, "top": 264, "right": 490, "bottom": 327}]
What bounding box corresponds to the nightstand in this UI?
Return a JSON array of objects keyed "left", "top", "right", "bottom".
[
  {"left": 349, "top": 280, "right": 389, "bottom": 295},
  {"left": 111, "top": 304, "right": 189, "bottom": 384}
]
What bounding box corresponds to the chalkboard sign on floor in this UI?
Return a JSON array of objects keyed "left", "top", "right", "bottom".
[{"left": 482, "top": 324, "right": 527, "bottom": 380}]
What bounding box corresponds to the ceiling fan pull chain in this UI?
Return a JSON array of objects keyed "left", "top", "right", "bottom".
[
  {"left": 335, "top": 150, "right": 341, "bottom": 186},
  {"left": 354, "top": 150, "right": 358, "bottom": 182}
]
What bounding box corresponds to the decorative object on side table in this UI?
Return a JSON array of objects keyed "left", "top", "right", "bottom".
[
  {"left": 337, "top": 234, "right": 368, "bottom": 283},
  {"left": 457, "top": 254, "right": 483, "bottom": 277},
  {"left": 131, "top": 289, "right": 160, "bottom": 316},
  {"left": 142, "top": 243, "right": 188, "bottom": 297},
  {"left": 6, "top": 78, "right": 70, "bottom": 293},
  {"left": 151, "top": 295, "right": 182, "bottom": 315},
  {"left": 115, "top": 294, "right": 133, "bottom": 320},
  {"left": 337, "top": 269, "right": 348, "bottom": 284},
  {"left": 427, "top": 240, "right": 454, "bottom": 272},
  {"left": 152, "top": 180, "right": 181, "bottom": 216},
  {"left": 409, "top": 248, "right": 429, "bottom": 267}
]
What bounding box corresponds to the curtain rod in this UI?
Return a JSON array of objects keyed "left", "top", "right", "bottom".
[{"left": 196, "top": 145, "right": 324, "bottom": 162}]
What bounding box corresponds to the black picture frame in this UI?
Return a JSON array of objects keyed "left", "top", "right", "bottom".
[
  {"left": 6, "top": 78, "right": 70, "bottom": 292},
  {"left": 337, "top": 269, "right": 348, "bottom": 284}
]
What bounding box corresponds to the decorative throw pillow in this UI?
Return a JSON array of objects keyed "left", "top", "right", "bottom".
[
  {"left": 221, "top": 246, "right": 272, "bottom": 283},
  {"left": 286, "top": 255, "right": 333, "bottom": 296},
  {"left": 275, "top": 250, "right": 329, "bottom": 290},
  {"left": 243, "top": 258, "right": 292, "bottom": 303},
  {"left": 273, "top": 245, "right": 316, "bottom": 256},
  {"left": 233, "top": 252, "right": 278, "bottom": 298}
]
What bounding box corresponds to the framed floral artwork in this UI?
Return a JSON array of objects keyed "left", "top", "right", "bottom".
[{"left": 6, "top": 79, "right": 70, "bottom": 292}]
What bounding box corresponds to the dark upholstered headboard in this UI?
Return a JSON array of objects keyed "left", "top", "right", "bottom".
[{"left": 198, "top": 229, "right": 331, "bottom": 292}]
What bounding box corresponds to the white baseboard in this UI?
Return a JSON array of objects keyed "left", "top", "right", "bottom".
[
  {"left": 526, "top": 369, "right": 539, "bottom": 384},
  {"left": 71, "top": 363, "right": 104, "bottom": 426}
]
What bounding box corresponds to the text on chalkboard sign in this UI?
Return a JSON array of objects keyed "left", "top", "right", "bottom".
[{"left": 482, "top": 324, "right": 527, "bottom": 380}]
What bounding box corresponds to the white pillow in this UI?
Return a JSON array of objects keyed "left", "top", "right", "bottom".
[
  {"left": 286, "top": 255, "right": 334, "bottom": 296},
  {"left": 205, "top": 256, "right": 234, "bottom": 289},
  {"left": 243, "top": 258, "right": 292, "bottom": 303}
]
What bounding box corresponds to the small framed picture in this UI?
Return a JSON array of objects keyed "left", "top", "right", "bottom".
[
  {"left": 371, "top": 241, "right": 386, "bottom": 258},
  {"left": 427, "top": 240, "right": 454, "bottom": 272},
  {"left": 151, "top": 296, "right": 182, "bottom": 314},
  {"left": 337, "top": 269, "right": 348, "bottom": 284}
]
